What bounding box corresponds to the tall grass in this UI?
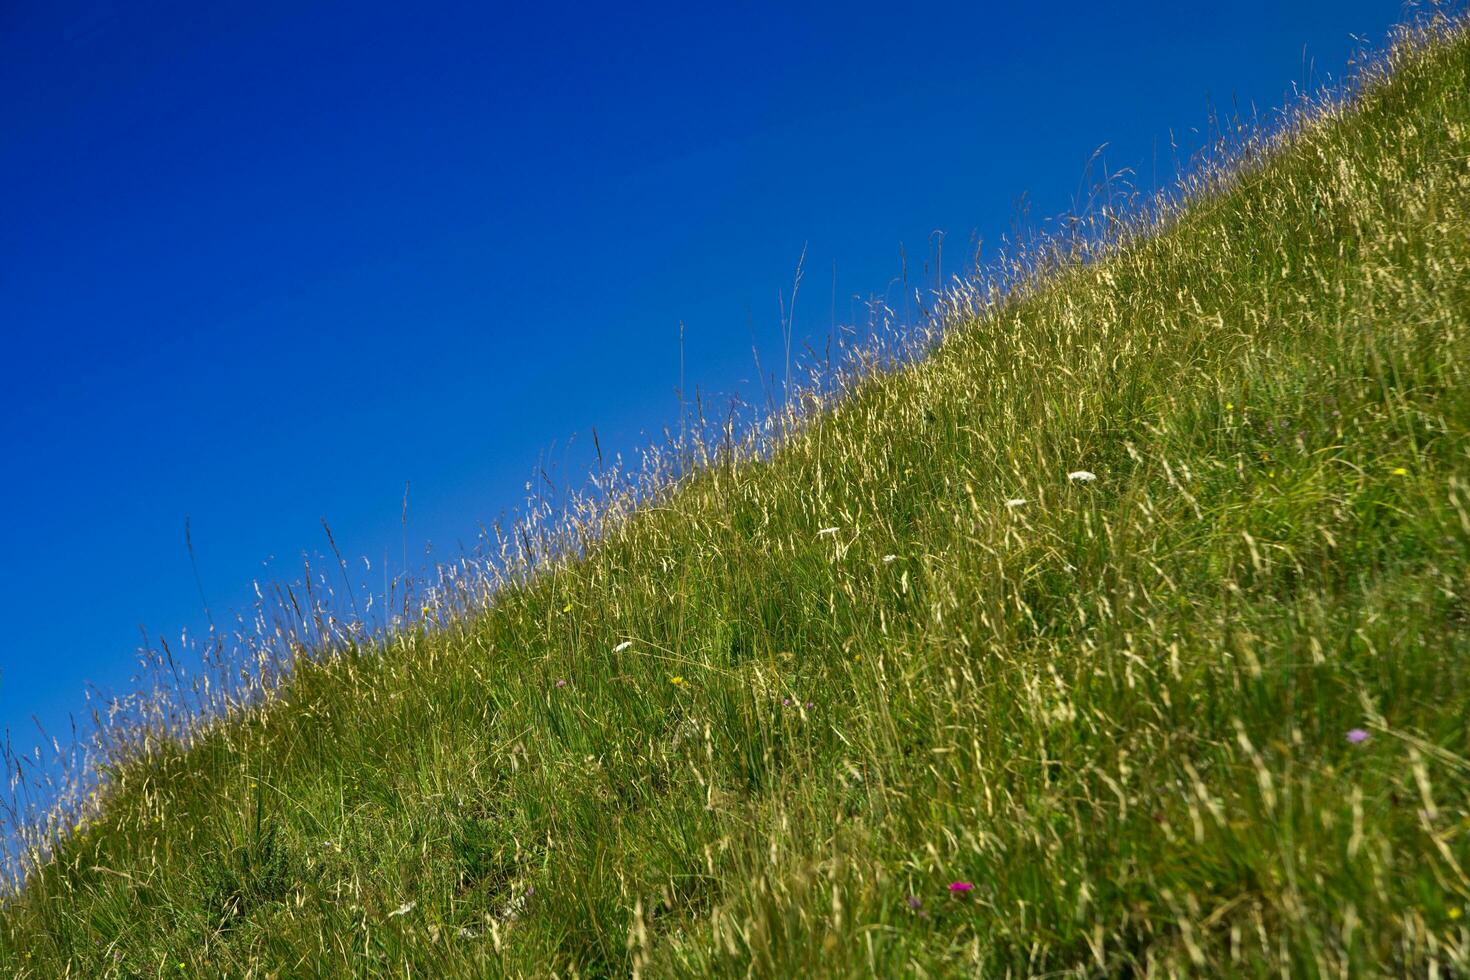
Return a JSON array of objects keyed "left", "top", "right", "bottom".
[{"left": 4, "top": 11, "right": 1470, "bottom": 977}]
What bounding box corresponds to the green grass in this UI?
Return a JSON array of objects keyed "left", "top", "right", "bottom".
[{"left": 6, "top": 17, "right": 1470, "bottom": 978}]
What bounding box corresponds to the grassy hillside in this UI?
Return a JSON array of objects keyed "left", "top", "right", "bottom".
[{"left": 6, "top": 20, "right": 1470, "bottom": 978}]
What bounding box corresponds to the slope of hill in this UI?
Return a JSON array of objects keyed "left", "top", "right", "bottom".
[{"left": 5, "top": 19, "right": 1470, "bottom": 978}]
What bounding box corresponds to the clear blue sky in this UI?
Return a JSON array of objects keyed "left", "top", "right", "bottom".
[{"left": 2, "top": 1, "right": 1403, "bottom": 760}]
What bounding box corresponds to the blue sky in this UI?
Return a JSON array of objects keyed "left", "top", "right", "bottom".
[{"left": 1, "top": 1, "right": 1403, "bottom": 760}]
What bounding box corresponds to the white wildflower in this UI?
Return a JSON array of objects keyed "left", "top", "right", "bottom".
[
  {"left": 882, "top": 554, "right": 899, "bottom": 563},
  {"left": 1005, "top": 498, "right": 1027, "bottom": 508},
  {"left": 613, "top": 640, "right": 633, "bottom": 653},
  {"left": 388, "top": 901, "right": 416, "bottom": 918},
  {"left": 1067, "top": 470, "right": 1097, "bottom": 483}
]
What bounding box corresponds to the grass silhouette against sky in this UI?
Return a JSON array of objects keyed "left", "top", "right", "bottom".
[{"left": 0, "top": 0, "right": 1404, "bottom": 765}]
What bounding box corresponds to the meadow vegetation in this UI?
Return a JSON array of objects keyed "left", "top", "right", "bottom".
[{"left": 3, "top": 15, "right": 1470, "bottom": 978}]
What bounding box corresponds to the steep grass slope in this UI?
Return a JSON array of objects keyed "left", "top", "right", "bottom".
[{"left": 6, "top": 23, "right": 1470, "bottom": 979}]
